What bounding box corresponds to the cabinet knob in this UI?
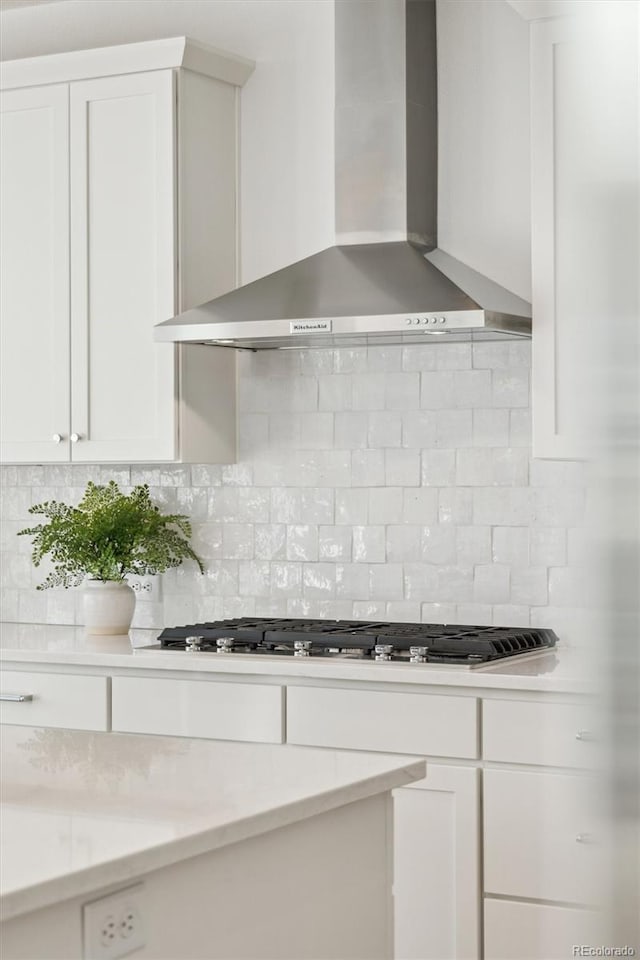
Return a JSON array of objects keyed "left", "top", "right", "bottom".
[
  {"left": 575, "top": 833, "right": 593, "bottom": 844},
  {"left": 70, "top": 433, "right": 81, "bottom": 443},
  {"left": 52, "top": 433, "right": 63, "bottom": 443},
  {"left": 575, "top": 730, "right": 595, "bottom": 741}
]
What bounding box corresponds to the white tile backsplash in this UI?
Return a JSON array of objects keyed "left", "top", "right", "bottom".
[{"left": 0, "top": 342, "right": 588, "bottom": 640}]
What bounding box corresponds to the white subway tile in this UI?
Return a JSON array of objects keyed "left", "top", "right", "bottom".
[
  {"left": 510, "top": 409, "right": 532, "bottom": 446},
  {"left": 352, "top": 449, "right": 385, "bottom": 487},
  {"left": 335, "top": 347, "right": 368, "bottom": 373},
  {"left": 403, "top": 488, "right": 439, "bottom": 524},
  {"left": 238, "top": 414, "right": 269, "bottom": 459},
  {"left": 130, "top": 467, "right": 162, "bottom": 486},
  {"left": 385, "top": 449, "right": 420, "bottom": 486},
  {"left": 3, "top": 553, "right": 36, "bottom": 588},
  {"left": 319, "top": 526, "right": 352, "bottom": 560},
  {"left": 435, "top": 566, "right": 474, "bottom": 603},
  {"left": 493, "top": 604, "right": 530, "bottom": 626},
  {"left": 367, "top": 345, "right": 402, "bottom": 371},
  {"left": 368, "top": 411, "right": 402, "bottom": 447},
  {"left": 336, "top": 563, "right": 370, "bottom": 599},
  {"left": 1, "top": 466, "right": 17, "bottom": 486},
  {"left": 319, "top": 375, "right": 353, "bottom": 412},
  {"left": 316, "top": 451, "right": 352, "bottom": 487},
  {"left": 236, "top": 488, "right": 271, "bottom": 523},
  {"left": 434, "top": 343, "right": 472, "bottom": 369},
  {"left": 492, "top": 368, "right": 529, "bottom": 407},
  {"left": 453, "top": 370, "right": 492, "bottom": 407},
  {"left": 270, "top": 488, "right": 302, "bottom": 523},
  {"left": 474, "top": 488, "right": 532, "bottom": 526},
  {"left": 353, "top": 600, "right": 387, "bottom": 619},
  {"left": 300, "top": 488, "right": 334, "bottom": 524},
  {"left": 439, "top": 488, "right": 473, "bottom": 525},
  {"left": 177, "top": 487, "right": 211, "bottom": 521},
  {"left": 2, "top": 487, "right": 32, "bottom": 520},
  {"left": 473, "top": 565, "right": 510, "bottom": 604},
  {"left": 271, "top": 562, "right": 302, "bottom": 597},
  {"left": 238, "top": 561, "right": 272, "bottom": 597},
  {"left": 369, "top": 488, "right": 403, "bottom": 524},
  {"left": 200, "top": 562, "right": 239, "bottom": 597},
  {"left": 401, "top": 344, "right": 437, "bottom": 371},
  {"left": 472, "top": 341, "right": 530, "bottom": 369},
  {"left": 222, "top": 464, "right": 253, "bottom": 487},
  {"left": 223, "top": 524, "right": 254, "bottom": 560},
  {"left": 208, "top": 487, "right": 239, "bottom": 522},
  {"left": 421, "top": 526, "right": 457, "bottom": 564},
  {"left": 269, "top": 413, "right": 302, "bottom": 449},
  {"left": 567, "top": 527, "right": 590, "bottom": 568},
  {"left": 435, "top": 410, "right": 473, "bottom": 448},
  {"left": 303, "top": 563, "right": 337, "bottom": 598},
  {"left": 492, "top": 448, "right": 529, "bottom": 486},
  {"left": 492, "top": 527, "right": 529, "bottom": 564},
  {"left": 511, "top": 566, "right": 549, "bottom": 606},
  {"left": 387, "top": 525, "right": 421, "bottom": 562},
  {"left": 335, "top": 412, "right": 368, "bottom": 448},
  {"left": 254, "top": 524, "right": 287, "bottom": 560},
  {"left": 420, "top": 371, "right": 455, "bottom": 408},
  {"left": 190, "top": 523, "right": 223, "bottom": 560},
  {"left": 456, "top": 603, "right": 493, "bottom": 626},
  {"left": 420, "top": 602, "right": 457, "bottom": 623},
  {"left": 403, "top": 563, "right": 439, "bottom": 600},
  {"left": 472, "top": 409, "right": 510, "bottom": 447},
  {"left": 221, "top": 596, "right": 255, "bottom": 619},
  {"left": 286, "top": 525, "right": 319, "bottom": 561},
  {"left": 352, "top": 373, "right": 385, "bottom": 410},
  {"left": 548, "top": 566, "right": 586, "bottom": 608},
  {"left": 254, "top": 598, "right": 289, "bottom": 618},
  {"left": 530, "top": 528, "right": 567, "bottom": 567},
  {"left": 299, "top": 348, "right": 335, "bottom": 375},
  {"left": 386, "top": 601, "right": 422, "bottom": 622},
  {"left": 19, "top": 590, "right": 47, "bottom": 623},
  {"left": 159, "top": 466, "right": 189, "bottom": 487},
  {"left": 402, "top": 411, "right": 437, "bottom": 448},
  {"left": 456, "top": 448, "right": 493, "bottom": 486},
  {"left": 369, "top": 563, "right": 404, "bottom": 599},
  {"left": 336, "top": 489, "right": 368, "bottom": 525},
  {"left": 421, "top": 449, "right": 456, "bottom": 486},
  {"left": 457, "top": 526, "right": 492, "bottom": 565},
  {"left": 352, "top": 526, "right": 386, "bottom": 562},
  {"left": 385, "top": 372, "right": 420, "bottom": 410},
  {"left": 45, "top": 590, "right": 76, "bottom": 625}
]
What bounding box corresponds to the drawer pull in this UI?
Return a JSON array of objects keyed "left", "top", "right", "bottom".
[
  {"left": 575, "top": 833, "right": 593, "bottom": 844},
  {"left": 575, "top": 730, "right": 595, "bottom": 741},
  {"left": 0, "top": 693, "right": 34, "bottom": 702}
]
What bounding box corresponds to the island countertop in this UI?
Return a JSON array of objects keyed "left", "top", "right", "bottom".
[
  {"left": 1, "top": 621, "right": 595, "bottom": 695},
  {"left": 0, "top": 724, "right": 424, "bottom": 922}
]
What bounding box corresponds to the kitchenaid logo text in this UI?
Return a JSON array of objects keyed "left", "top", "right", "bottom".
[
  {"left": 573, "top": 948, "right": 636, "bottom": 957},
  {"left": 289, "top": 320, "right": 332, "bottom": 334}
]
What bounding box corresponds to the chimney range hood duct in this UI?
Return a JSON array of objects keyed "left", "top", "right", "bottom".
[{"left": 155, "top": 0, "right": 531, "bottom": 350}]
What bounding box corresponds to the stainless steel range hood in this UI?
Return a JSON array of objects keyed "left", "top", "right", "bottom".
[{"left": 155, "top": 0, "right": 531, "bottom": 350}]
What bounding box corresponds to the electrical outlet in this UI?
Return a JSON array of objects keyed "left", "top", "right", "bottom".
[
  {"left": 128, "top": 575, "right": 161, "bottom": 601},
  {"left": 83, "top": 884, "right": 146, "bottom": 959}
]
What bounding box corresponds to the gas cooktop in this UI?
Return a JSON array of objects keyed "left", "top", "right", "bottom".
[{"left": 144, "top": 618, "right": 558, "bottom": 667}]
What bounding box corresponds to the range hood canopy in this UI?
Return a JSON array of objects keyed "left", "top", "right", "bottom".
[{"left": 155, "top": 0, "right": 531, "bottom": 350}]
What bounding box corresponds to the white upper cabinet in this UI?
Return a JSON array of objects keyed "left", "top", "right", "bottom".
[
  {"left": 0, "top": 39, "right": 253, "bottom": 464},
  {"left": 528, "top": 14, "right": 589, "bottom": 459},
  {"left": 0, "top": 85, "right": 70, "bottom": 463}
]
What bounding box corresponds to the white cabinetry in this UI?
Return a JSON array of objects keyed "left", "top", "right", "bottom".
[
  {"left": 528, "top": 13, "right": 589, "bottom": 459},
  {"left": 0, "top": 39, "right": 253, "bottom": 464},
  {"left": 0, "top": 670, "right": 108, "bottom": 730},
  {"left": 287, "top": 684, "right": 481, "bottom": 960}
]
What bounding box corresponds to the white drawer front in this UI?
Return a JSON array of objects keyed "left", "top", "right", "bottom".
[
  {"left": 287, "top": 686, "right": 478, "bottom": 759},
  {"left": 0, "top": 671, "right": 109, "bottom": 731},
  {"left": 483, "top": 698, "right": 594, "bottom": 768},
  {"left": 112, "top": 676, "right": 284, "bottom": 743},
  {"left": 485, "top": 898, "right": 599, "bottom": 960},
  {"left": 484, "top": 769, "right": 597, "bottom": 905}
]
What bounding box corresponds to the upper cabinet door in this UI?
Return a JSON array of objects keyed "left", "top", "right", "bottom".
[
  {"left": 530, "top": 19, "right": 589, "bottom": 460},
  {"left": 0, "top": 84, "right": 70, "bottom": 463},
  {"left": 69, "top": 70, "right": 177, "bottom": 463}
]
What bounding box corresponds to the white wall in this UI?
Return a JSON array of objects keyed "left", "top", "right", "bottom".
[
  {"left": 0, "top": 0, "right": 335, "bottom": 284},
  {"left": 0, "top": 0, "right": 531, "bottom": 296}
]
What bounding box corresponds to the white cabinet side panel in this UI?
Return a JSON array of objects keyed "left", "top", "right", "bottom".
[
  {"left": 69, "top": 70, "right": 176, "bottom": 462},
  {"left": 0, "top": 84, "right": 70, "bottom": 463}
]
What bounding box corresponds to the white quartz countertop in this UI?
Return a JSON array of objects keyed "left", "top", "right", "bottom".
[
  {"left": 0, "top": 724, "right": 424, "bottom": 922},
  {"left": 0, "top": 622, "right": 595, "bottom": 694}
]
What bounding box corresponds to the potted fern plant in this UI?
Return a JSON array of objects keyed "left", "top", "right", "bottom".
[{"left": 18, "top": 481, "right": 203, "bottom": 635}]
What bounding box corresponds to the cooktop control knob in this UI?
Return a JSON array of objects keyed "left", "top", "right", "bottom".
[
  {"left": 374, "top": 644, "right": 394, "bottom": 662},
  {"left": 294, "top": 640, "right": 312, "bottom": 657},
  {"left": 186, "top": 636, "right": 204, "bottom": 651},
  {"left": 216, "top": 637, "right": 235, "bottom": 653},
  {"left": 409, "top": 645, "right": 429, "bottom": 663}
]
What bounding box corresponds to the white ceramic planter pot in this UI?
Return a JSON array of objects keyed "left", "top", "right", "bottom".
[{"left": 83, "top": 580, "right": 136, "bottom": 635}]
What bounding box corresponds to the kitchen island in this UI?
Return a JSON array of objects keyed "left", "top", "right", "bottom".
[{"left": 0, "top": 724, "right": 424, "bottom": 960}]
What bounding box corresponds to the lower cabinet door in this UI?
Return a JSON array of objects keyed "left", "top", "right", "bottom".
[
  {"left": 485, "top": 898, "right": 599, "bottom": 960},
  {"left": 394, "top": 764, "right": 480, "bottom": 960}
]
